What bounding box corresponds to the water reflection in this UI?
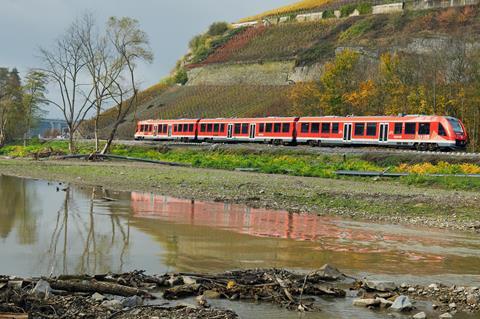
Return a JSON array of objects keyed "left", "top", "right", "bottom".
[
  {"left": 129, "top": 192, "right": 480, "bottom": 275},
  {"left": 1, "top": 175, "right": 480, "bottom": 281}
]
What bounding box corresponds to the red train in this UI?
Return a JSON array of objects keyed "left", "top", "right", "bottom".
[{"left": 135, "top": 115, "right": 468, "bottom": 150}]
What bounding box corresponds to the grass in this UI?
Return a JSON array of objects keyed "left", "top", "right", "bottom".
[{"left": 2, "top": 140, "right": 480, "bottom": 192}]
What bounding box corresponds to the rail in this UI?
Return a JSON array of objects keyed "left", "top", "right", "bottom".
[{"left": 335, "top": 170, "right": 480, "bottom": 178}]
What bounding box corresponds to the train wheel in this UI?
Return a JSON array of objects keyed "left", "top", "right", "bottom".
[
  {"left": 308, "top": 140, "right": 317, "bottom": 147},
  {"left": 274, "top": 140, "right": 281, "bottom": 146},
  {"left": 428, "top": 143, "right": 438, "bottom": 151},
  {"left": 416, "top": 143, "right": 427, "bottom": 151}
]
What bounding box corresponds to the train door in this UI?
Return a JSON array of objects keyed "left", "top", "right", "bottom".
[
  {"left": 249, "top": 124, "right": 256, "bottom": 139},
  {"left": 154, "top": 125, "right": 158, "bottom": 137},
  {"left": 379, "top": 123, "right": 389, "bottom": 143},
  {"left": 167, "top": 125, "right": 172, "bottom": 137},
  {"left": 227, "top": 124, "right": 233, "bottom": 139},
  {"left": 343, "top": 123, "right": 352, "bottom": 142}
]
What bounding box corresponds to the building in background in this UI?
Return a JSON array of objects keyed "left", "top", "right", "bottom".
[{"left": 30, "top": 119, "right": 68, "bottom": 139}]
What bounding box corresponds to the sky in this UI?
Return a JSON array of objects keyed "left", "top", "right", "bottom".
[{"left": 0, "top": 0, "right": 296, "bottom": 118}]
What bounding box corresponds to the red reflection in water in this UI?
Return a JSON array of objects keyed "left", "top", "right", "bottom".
[{"left": 130, "top": 192, "right": 444, "bottom": 262}]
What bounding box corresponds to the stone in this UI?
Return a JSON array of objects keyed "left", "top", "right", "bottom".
[
  {"left": 390, "top": 295, "right": 413, "bottom": 312},
  {"left": 467, "top": 294, "right": 478, "bottom": 305},
  {"left": 315, "top": 264, "right": 344, "bottom": 280},
  {"left": 101, "top": 299, "right": 123, "bottom": 311},
  {"left": 439, "top": 313, "right": 453, "bottom": 319},
  {"left": 448, "top": 302, "right": 456, "bottom": 309},
  {"left": 203, "top": 290, "right": 221, "bottom": 299},
  {"left": 364, "top": 280, "right": 397, "bottom": 292},
  {"left": 413, "top": 312, "right": 427, "bottom": 319},
  {"left": 428, "top": 283, "right": 438, "bottom": 289},
  {"left": 401, "top": 283, "right": 408, "bottom": 288},
  {"left": 91, "top": 292, "right": 105, "bottom": 302},
  {"left": 353, "top": 298, "right": 380, "bottom": 307},
  {"left": 408, "top": 287, "right": 416, "bottom": 292},
  {"left": 122, "top": 295, "right": 143, "bottom": 308},
  {"left": 196, "top": 295, "right": 209, "bottom": 307},
  {"left": 182, "top": 276, "right": 196, "bottom": 285}
]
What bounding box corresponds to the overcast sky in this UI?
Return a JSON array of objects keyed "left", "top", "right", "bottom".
[{"left": 0, "top": 0, "right": 296, "bottom": 117}]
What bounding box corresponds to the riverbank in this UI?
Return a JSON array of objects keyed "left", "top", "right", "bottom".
[
  {"left": 0, "top": 158, "right": 479, "bottom": 232},
  {"left": 2, "top": 140, "right": 480, "bottom": 191},
  {"left": 1, "top": 266, "right": 478, "bottom": 318}
]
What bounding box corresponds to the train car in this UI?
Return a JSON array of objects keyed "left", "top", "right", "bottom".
[
  {"left": 134, "top": 119, "right": 200, "bottom": 141},
  {"left": 296, "top": 115, "right": 468, "bottom": 150},
  {"left": 197, "top": 117, "right": 298, "bottom": 144},
  {"left": 135, "top": 115, "right": 468, "bottom": 151}
]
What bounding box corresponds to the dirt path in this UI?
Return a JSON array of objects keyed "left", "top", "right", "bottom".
[{"left": 0, "top": 158, "right": 479, "bottom": 232}]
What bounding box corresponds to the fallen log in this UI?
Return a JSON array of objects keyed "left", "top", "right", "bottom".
[{"left": 46, "top": 279, "right": 155, "bottom": 299}]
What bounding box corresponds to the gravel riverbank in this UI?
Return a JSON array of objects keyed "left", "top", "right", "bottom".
[{"left": 0, "top": 158, "right": 479, "bottom": 232}]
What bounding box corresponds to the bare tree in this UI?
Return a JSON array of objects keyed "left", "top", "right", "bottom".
[
  {"left": 78, "top": 14, "right": 124, "bottom": 152},
  {"left": 100, "top": 17, "right": 153, "bottom": 154},
  {"left": 39, "top": 21, "right": 96, "bottom": 153}
]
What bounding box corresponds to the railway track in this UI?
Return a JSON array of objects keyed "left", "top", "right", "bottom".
[{"left": 114, "top": 139, "right": 480, "bottom": 158}]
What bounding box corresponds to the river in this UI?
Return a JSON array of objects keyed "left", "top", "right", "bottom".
[{"left": 1, "top": 174, "right": 479, "bottom": 318}]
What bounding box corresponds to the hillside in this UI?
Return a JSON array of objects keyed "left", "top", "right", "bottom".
[{"left": 89, "top": 0, "right": 480, "bottom": 150}]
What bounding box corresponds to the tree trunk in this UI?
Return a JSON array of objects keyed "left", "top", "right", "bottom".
[
  {"left": 100, "top": 124, "right": 118, "bottom": 154},
  {"left": 68, "top": 133, "right": 75, "bottom": 154}
]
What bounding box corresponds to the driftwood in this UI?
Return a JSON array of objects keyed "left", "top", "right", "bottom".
[{"left": 47, "top": 279, "right": 155, "bottom": 299}]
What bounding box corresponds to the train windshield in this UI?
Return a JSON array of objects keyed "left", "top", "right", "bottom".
[{"left": 447, "top": 118, "right": 464, "bottom": 134}]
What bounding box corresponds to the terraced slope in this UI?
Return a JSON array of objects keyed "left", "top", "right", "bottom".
[
  {"left": 239, "top": 0, "right": 333, "bottom": 22},
  {"left": 97, "top": 85, "right": 292, "bottom": 139}
]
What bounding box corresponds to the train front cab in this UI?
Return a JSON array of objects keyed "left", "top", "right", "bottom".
[{"left": 441, "top": 117, "right": 468, "bottom": 150}]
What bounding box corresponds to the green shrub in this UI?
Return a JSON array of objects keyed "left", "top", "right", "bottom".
[
  {"left": 207, "top": 22, "right": 230, "bottom": 36},
  {"left": 323, "top": 9, "right": 335, "bottom": 19},
  {"left": 173, "top": 68, "right": 188, "bottom": 85},
  {"left": 357, "top": 3, "right": 373, "bottom": 15},
  {"left": 340, "top": 4, "right": 357, "bottom": 17}
]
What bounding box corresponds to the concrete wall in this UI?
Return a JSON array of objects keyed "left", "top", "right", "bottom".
[
  {"left": 187, "top": 61, "right": 296, "bottom": 86},
  {"left": 372, "top": 2, "right": 404, "bottom": 14},
  {"left": 411, "top": 0, "right": 479, "bottom": 10},
  {"left": 296, "top": 12, "right": 323, "bottom": 22}
]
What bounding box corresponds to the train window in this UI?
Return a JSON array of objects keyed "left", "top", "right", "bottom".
[
  {"left": 213, "top": 124, "right": 219, "bottom": 132},
  {"left": 181, "top": 124, "right": 186, "bottom": 132},
  {"left": 200, "top": 124, "right": 206, "bottom": 132},
  {"left": 405, "top": 123, "right": 416, "bottom": 135},
  {"left": 354, "top": 123, "right": 365, "bottom": 136},
  {"left": 173, "top": 124, "right": 178, "bottom": 132},
  {"left": 301, "top": 123, "right": 309, "bottom": 133},
  {"left": 274, "top": 123, "right": 281, "bottom": 133},
  {"left": 332, "top": 123, "right": 339, "bottom": 134},
  {"left": 438, "top": 124, "right": 447, "bottom": 136},
  {"left": 234, "top": 124, "right": 241, "bottom": 134},
  {"left": 189, "top": 124, "right": 194, "bottom": 132},
  {"left": 242, "top": 123, "right": 249, "bottom": 134},
  {"left": 207, "top": 124, "right": 213, "bottom": 132},
  {"left": 321, "top": 123, "right": 330, "bottom": 134},
  {"left": 220, "top": 124, "right": 225, "bottom": 132},
  {"left": 418, "top": 123, "right": 430, "bottom": 135},
  {"left": 394, "top": 123, "right": 402, "bottom": 135},
  {"left": 259, "top": 123, "right": 265, "bottom": 133},
  {"left": 366, "top": 123, "right": 377, "bottom": 136},
  {"left": 266, "top": 123, "right": 272, "bottom": 133},
  {"left": 311, "top": 123, "right": 319, "bottom": 133},
  {"left": 282, "top": 123, "right": 290, "bottom": 133}
]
